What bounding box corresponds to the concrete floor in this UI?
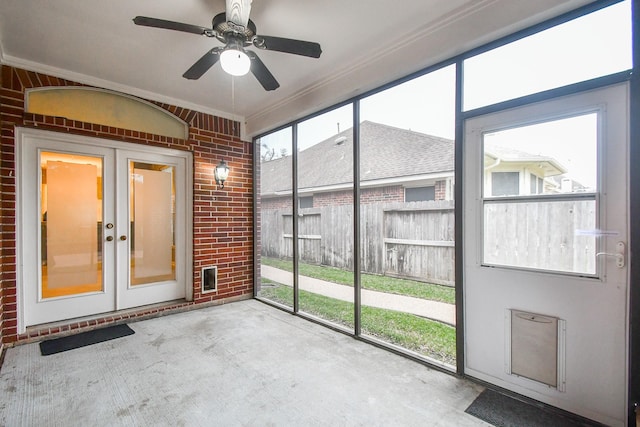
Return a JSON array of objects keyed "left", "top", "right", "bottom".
[{"left": 0, "top": 300, "right": 487, "bottom": 426}]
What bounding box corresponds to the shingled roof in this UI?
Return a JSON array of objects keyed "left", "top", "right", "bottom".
[{"left": 261, "top": 121, "right": 454, "bottom": 195}]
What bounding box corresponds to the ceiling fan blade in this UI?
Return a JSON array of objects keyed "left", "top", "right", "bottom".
[
  {"left": 247, "top": 51, "right": 280, "bottom": 91},
  {"left": 183, "top": 48, "right": 223, "bottom": 80},
  {"left": 254, "top": 36, "right": 322, "bottom": 58},
  {"left": 226, "top": 0, "right": 252, "bottom": 29},
  {"left": 133, "top": 16, "right": 211, "bottom": 36}
]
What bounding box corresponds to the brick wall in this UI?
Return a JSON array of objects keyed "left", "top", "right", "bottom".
[
  {"left": 316, "top": 186, "right": 404, "bottom": 206},
  {"left": 314, "top": 190, "right": 354, "bottom": 207},
  {"left": 262, "top": 186, "right": 405, "bottom": 209},
  {"left": 0, "top": 65, "right": 254, "bottom": 344},
  {"left": 435, "top": 180, "right": 447, "bottom": 201},
  {"left": 260, "top": 180, "right": 454, "bottom": 210},
  {"left": 360, "top": 186, "right": 405, "bottom": 204},
  {"left": 261, "top": 196, "right": 293, "bottom": 210}
]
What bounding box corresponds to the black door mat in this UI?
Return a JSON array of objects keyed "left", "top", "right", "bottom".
[
  {"left": 465, "top": 389, "right": 601, "bottom": 427},
  {"left": 39, "top": 324, "right": 135, "bottom": 356}
]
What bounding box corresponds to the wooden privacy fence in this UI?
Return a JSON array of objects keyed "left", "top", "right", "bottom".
[
  {"left": 261, "top": 200, "right": 456, "bottom": 286},
  {"left": 261, "top": 198, "right": 598, "bottom": 287}
]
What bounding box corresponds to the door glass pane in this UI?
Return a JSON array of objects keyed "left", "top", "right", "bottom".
[
  {"left": 482, "top": 114, "right": 597, "bottom": 274},
  {"left": 130, "top": 162, "right": 176, "bottom": 286},
  {"left": 257, "top": 127, "right": 294, "bottom": 308},
  {"left": 484, "top": 199, "right": 596, "bottom": 273},
  {"left": 41, "top": 152, "right": 102, "bottom": 298}
]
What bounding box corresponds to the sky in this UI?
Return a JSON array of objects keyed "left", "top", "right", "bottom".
[
  {"left": 484, "top": 113, "right": 598, "bottom": 189},
  {"left": 258, "top": 0, "right": 631, "bottom": 178},
  {"left": 259, "top": 65, "right": 456, "bottom": 156}
]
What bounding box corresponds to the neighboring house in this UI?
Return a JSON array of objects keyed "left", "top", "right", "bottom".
[
  {"left": 483, "top": 143, "right": 570, "bottom": 196},
  {"left": 261, "top": 121, "right": 454, "bottom": 209},
  {"left": 261, "top": 121, "right": 576, "bottom": 208}
]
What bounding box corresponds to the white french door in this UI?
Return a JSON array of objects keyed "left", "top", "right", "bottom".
[
  {"left": 463, "top": 84, "right": 629, "bottom": 426},
  {"left": 17, "top": 129, "right": 193, "bottom": 331}
]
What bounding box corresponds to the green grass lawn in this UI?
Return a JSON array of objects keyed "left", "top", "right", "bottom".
[
  {"left": 261, "top": 257, "right": 455, "bottom": 304},
  {"left": 259, "top": 280, "right": 456, "bottom": 365}
]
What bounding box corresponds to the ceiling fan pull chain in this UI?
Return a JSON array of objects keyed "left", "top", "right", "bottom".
[{"left": 231, "top": 76, "right": 236, "bottom": 135}]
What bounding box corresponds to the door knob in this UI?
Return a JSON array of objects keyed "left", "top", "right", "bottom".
[
  {"left": 106, "top": 236, "right": 114, "bottom": 242},
  {"left": 120, "top": 236, "right": 127, "bottom": 241}
]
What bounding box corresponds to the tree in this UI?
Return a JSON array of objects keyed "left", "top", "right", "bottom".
[
  {"left": 261, "top": 143, "right": 275, "bottom": 161},
  {"left": 261, "top": 143, "right": 289, "bottom": 161}
]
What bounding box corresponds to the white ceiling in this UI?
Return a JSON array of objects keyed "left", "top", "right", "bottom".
[{"left": 0, "top": 0, "right": 594, "bottom": 138}]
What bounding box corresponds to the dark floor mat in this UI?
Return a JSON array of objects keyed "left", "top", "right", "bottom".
[
  {"left": 39, "top": 324, "right": 135, "bottom": 356},
  {"left": 465, "top": 389, "right": 600, "bottom": 427}
]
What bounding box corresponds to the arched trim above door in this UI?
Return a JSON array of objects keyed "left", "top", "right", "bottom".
[{"left": 25, "top": 87, "right": 189, "bottom": 139}]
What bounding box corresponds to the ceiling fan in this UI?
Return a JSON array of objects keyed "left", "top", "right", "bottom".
[{"left": 133, "top": 0, "right": 322, "bottom": 91}]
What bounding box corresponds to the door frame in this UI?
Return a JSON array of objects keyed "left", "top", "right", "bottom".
[
  {"left": 461, "top": 84, "right": 629, "bottom": 426},
  {"left": 15, "top": 127, "right": 193, "bottom": 334}
]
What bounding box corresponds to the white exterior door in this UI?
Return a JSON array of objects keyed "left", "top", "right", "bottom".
[
  {"left": 17, "top": 129, "right": 192, "bottom": 331},
  {"left": 463, "top": 84, "right": 629, "bottom": 426}
]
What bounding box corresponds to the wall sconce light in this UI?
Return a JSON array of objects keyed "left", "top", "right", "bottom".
[{"left": 214, "top": 159, "right": 230, "bottom": 189}]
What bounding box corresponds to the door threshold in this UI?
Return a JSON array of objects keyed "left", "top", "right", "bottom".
[{"left": 21, "top": 300, "right": 191, "bottom": 343}]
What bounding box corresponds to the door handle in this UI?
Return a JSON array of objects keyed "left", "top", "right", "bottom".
[
  {"left": 120, "top": 235, "right": 127, "bottom": 241},
  {"left": 595, "top": 241, "right": 625, "bottom": 268},
  {"left": 106, "top": 236, "right": 114, "bottom": 242}
]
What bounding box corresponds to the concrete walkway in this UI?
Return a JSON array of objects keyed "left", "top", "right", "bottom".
[{"left": 261, "top": 265, "right": 456, "bottom": 326}]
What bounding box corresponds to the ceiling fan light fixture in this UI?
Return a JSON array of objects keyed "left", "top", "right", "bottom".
[
  {"left": 220, "top": 48, "right": 251, "bottom": 76},
  {"left": 133, "top": 1, "right": 321, "bottom": 90}
]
